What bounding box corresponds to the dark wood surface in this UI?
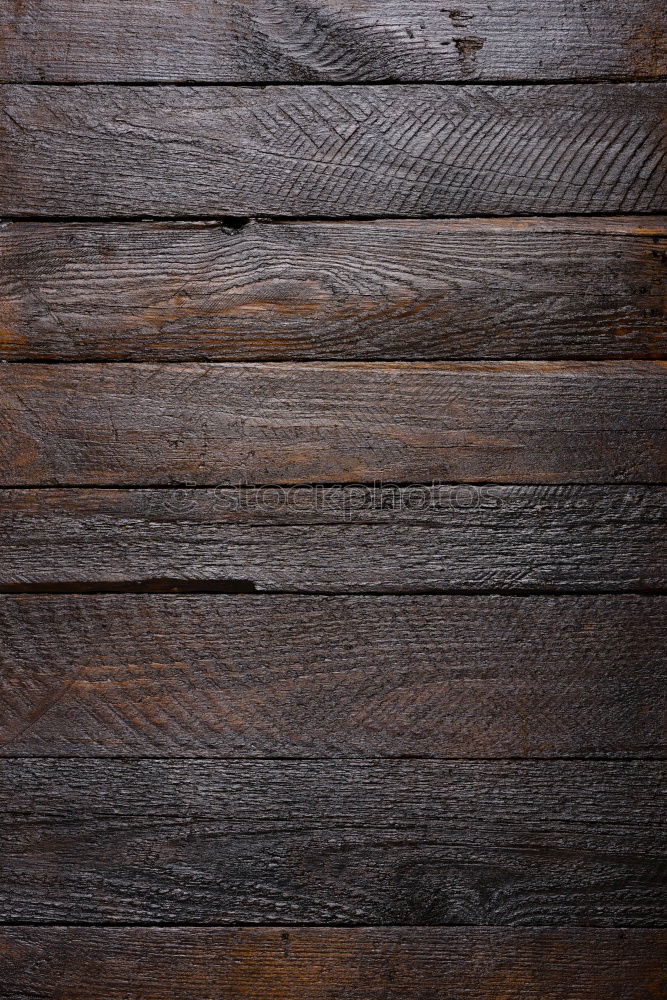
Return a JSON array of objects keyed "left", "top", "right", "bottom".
[
  {"left": 2, "top": 594, "right": 663, "bottom": 758},
  {"left": 2, "top": 84, "right": 665, "bottom": 217},
  {"left": 1, "top": 486, "right": 664, "bottom": 592},
  {"left": 2, "top": 363, "right": 664, "bottom": 485},
  {"left": 1, "top": 6, "right": 665, "bottom": 996},
  {"left": 2, "top": 217, "right": 665, "bottom": 361},
  {"left": 1, "top": 927, "right": 664, "bottom": 1000},
  {"left": 2, "top": 0, "right": 665, "bottom": 83},
  {"left": 1, "top": 758, "right": 663, "bottom": 924}
]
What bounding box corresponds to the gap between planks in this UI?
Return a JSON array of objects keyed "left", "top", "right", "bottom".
[
  {"left": 1, "top": 586, "right": 665, "bottom": 596},
  {"left": 0, "top": 755, "right": 658, "bottom": 762},
  {"left": 2, "top": 921, "right": 664, "bottom": 928},
  {"left": 3, "top": 211, "right": 667, "bottom": 222},
  {"left": 10, "top": 78, "right": 667, "bottom": 87}
]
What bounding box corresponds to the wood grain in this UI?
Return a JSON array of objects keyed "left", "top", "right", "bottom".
[
  {"left": 2, "top": 485, "right": 664, "bottom": 592},
  {"left": 2, "top": 85, "right": 665, "bottom": 217},
  {"left": 2, "top": 217, "right": 665, "bottom": 361},
  {"left": 1, "top": 758, "right": 663, "bottom": 924},
  {"left": 2, "top": 594, "right": 663, "bottom": 758},
  {"left": 1, "top": 1, "right": 665, "bottom": 83},
  {"left": 0, "top": 927, "right": 664, "bottom": 1000},
  {"left": 2, "top": 363, "right": 665, "bottom": 486}
]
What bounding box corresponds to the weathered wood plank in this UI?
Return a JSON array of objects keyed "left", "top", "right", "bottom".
[
  {"left": 1, "top": 1, "right": 665, "bottom": 84},
  {"left": 1, "top": 363, "right": 664, "bottom": 485},
  {"left": 2, "top": 218, "right": 665, "bottom": 361},
  {"left": 1, "top": 759, "right": 663, "bottom": 923},
  {"left": 0, "top": 927, "right": 664, "bottom": 1000},
  {"left": 1, "top": 486, "right": 664, "bottom": 592},
  {"left": 1, "top": 85, "right": 664, "bottom": 217},
  {"left": 2, "top": 594, "right": 663, "bottom": 758}
]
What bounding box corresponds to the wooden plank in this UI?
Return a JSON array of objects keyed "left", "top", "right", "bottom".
[
  {"left": 1, "top": 486, "right": 664, "bottom": 592},
  {"left": 0, "top": 759, "right": 663, "bottom": 923},
  {"left": 1, "top": 1, "right": 665, "bottom": 84},
  {"left": 2, "top": 217, "right": 665, "bottom": 361},
  {"left": 0, "top": 927, "right": 664, "bottom": 1000},
  {"left": 1, "top": 85, "right": 665, "bottom": 217},
  {"left": 1, "top": 363, "right": 664, "bottom": 485},
  {"left": 2, "top": 594, "right": 663, "bottom": 758}
]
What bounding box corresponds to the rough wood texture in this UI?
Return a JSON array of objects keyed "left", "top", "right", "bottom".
[
  {"left": 1, "top": 1, "right": 665, "bottom": 83},
  {"left": 2, "top": 85, "right": 665, "bottom": 217},
  {"left": 2, "top": 217, "right": 665, "bottom": 361},
  {"left": 1, "top": 485, "right": 664, "bottom": 592},
  {"left": 1, "top": 363, "right": 665, "bottom": 486},
  {"left": 2, "top": 594, "right": 663, "bottom": 758},
  {"left": 1, "top": 759, "right": 663, "bottom": 924},
  {"left": 0, "top": 927, "right": 664, "bottom": 1000}
]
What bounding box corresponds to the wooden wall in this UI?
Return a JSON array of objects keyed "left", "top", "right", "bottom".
[{"left": 0, "top": 2, "right": 665, "bottom": 996}]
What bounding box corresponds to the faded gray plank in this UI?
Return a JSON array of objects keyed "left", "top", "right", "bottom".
[
  {"left": 1, "top": 1, "right": 665, "bottom": 83},
  {"left": 1, "top": 85, "right": 665, "bottom": 217},
  {"left": 1, "top": 363, "right": 665, "bottom": 485},
  {"left": 0, "top": 759, "right": 663, "bottom": 924},
  {"left": 1, "top": 218, "right": 665, "bottom": 361},
  {"left": 0, "top": 486, "right": 664, "bottom": 592},
  {"left": 0, "top": 927, "right": 664, "bottom": 1000},
  {"left": 1, "top": 594, "right": 663, "bottom": 758}
]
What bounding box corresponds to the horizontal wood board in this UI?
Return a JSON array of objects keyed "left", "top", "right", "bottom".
[
  {"left": 0, "top": 927, "right": 664, "bottom": 1000},
  {"left": 1, "top": 758, "right": 664, "bottom": 924},
  {"left": 1, "top": 362, "right": 665, "bottom": 485},
  {"left": 2, "top": 85, "right": 665, "bottom": 217},
  {"left": 1, "top": 217, "right": 665, "bottom": 361},
  {"left": 1, "top": 485, "right": 665, "bottom": 592},
  {"left": 0, "top": 594, "right": 664, "bottom": 758},
  {"left": 1, "top": 0, "right": 665, "bottom": 82}
]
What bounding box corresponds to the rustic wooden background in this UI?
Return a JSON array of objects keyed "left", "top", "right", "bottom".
[{"left": 0, "top": 2, "right": 665, "bottom": 997}]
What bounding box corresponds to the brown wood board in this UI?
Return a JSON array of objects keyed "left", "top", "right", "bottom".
[
  {"left": 2, "top": 85, "right": 665, "bottom": 217},
  {"left": 0, "top": 927, "right": 664, "bottom": 1000},
  {"left": 0, "top": 485, "right": 665, "bottom": 592},
  {"left": 2, "top": 594, "right": 664, "bottom": 758},
  {"left": 1, "top": 758, "right": 664, "bottom": 924},
  {"left": 1, "top": 0, "right": 665, "bottom": 83},
  {"left": 1, "top": 218, "right": 664, "bottom": 361},
  {"left": 2, "top": 362, "right": 665, "bottom": 486}
]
